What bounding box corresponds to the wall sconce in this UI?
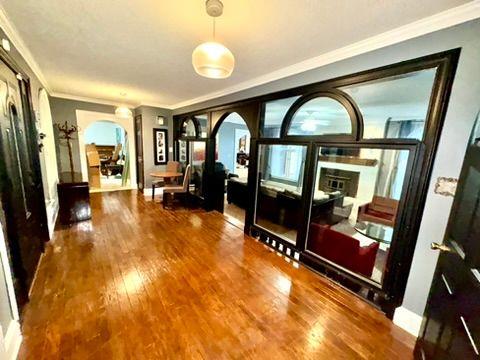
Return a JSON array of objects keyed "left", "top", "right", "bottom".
[{"left": 157, "top": 115, "right": 166, "bottom": 125}]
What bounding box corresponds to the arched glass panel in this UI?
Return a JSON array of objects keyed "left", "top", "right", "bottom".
[
  {"left": 287, "top": 97, "right": 352, "bottom": 136},
  {"left": 194, "top": 114, "right": 208, "bottom": 138},
  {"left": 182, "top": 118, "right": 196, "bottom": 137}
]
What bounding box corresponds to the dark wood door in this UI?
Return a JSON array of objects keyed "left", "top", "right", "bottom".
[
  {"left": 134, "top": 114, "right": 144, "bottom": 191},
  {"left": 415, "top": 116, "right": 480, "bottom": 359},
  {"left": 0, "top": 59, "right": 48, "bottom": 308}
]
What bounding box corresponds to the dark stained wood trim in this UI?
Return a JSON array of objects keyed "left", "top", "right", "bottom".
[
  {"left": 172, "top": 49, "right": 461, "bottom": 315},
  {"left": 134, "top": 114, "right": 145, "bottom": 191}
]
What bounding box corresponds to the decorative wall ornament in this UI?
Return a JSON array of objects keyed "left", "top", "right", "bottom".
[
  {"left": 434, "top": 177, "right": 458, "bottom": 197},
  {"left": 55, "top": 121, "right": 79, "bottom": 179},
  {"left": 153, "top": 128, "right": 168, "bottom": 165}
]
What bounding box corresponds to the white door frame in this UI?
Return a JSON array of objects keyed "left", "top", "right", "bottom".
[
  {"left": 37, "top": 89, "right": 59, "bottom": 238},
  {"left": 76, "top": 110, "right": 137, "bottom": 189}
]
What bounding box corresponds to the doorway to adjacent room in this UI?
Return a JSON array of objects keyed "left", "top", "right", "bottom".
[
  {"left": 76, "top": 110, "right": 137, "bottom": 193},
  {"left": 84, "top": 120, "right": 128, "bottom": 191},
  {"left": 214, "top": 112, "right": 251, "bottom": 227}
]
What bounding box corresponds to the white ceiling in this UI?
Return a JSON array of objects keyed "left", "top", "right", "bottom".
[{"left": 0, "top": 0, "right": 472, "bottom": 108}]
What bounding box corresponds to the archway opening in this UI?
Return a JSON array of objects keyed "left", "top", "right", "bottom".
[
  {"left": 214, "top": 112, "right": 251, "bottom": 226},
  {"left": 84, "top": 120, "right": 130, "bottom": 191}
]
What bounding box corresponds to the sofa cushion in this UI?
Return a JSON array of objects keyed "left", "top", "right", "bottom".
[{"left": 307, "top": 223, "right": 379, "bottom": 278}]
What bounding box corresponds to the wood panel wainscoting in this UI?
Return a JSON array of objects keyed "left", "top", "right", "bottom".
[{"left": 18, "top": 191, "right": 414, "bottom": 359}]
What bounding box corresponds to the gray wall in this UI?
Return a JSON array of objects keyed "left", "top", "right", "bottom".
[
  {"left": 49, "top": 97, "right": 117, "bottom": 174},
  {"left": 134, "top": 105, "right": 173, "bottom": 188},
  {"left": 217, "top": 122, "right": 248, "bottom": 172},
  {"left": 174, "top": 19, "right": 480, "bottom": 317}
]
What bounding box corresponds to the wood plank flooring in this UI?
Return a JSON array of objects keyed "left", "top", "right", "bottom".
[{"left": 18, "top": 190, "right": 414, "bottom": 359}]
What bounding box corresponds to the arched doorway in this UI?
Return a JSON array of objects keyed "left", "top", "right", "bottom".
[
  {"left": 76, "top": 110, "right": 136, "bottom": 192},
  {"left": 84, "top": 120, "right": 128, "bottom": 191},
  {"left": 211, "top": 112, "right": 251, "bottom": 226}
]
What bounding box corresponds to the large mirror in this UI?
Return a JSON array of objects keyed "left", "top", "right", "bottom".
[
  {"left": 262, "top": 96, "right": 300, "bottom": 138},
  {"left": 341, "top": 68, "right": 437, "bottom": 140},
  {"left": 181, "top": 118, "right": 197, "bottom": 137},
  {"left": 255, "top": 144, "right": 307, "bottom": 244},
  {"left": 189, "top": 141, "right": 206, "bottom": 198},
  {"left": 306, "top": 146, "right": 411, "bottom": 284},
  {"left": 287, "top": 97, "right": 352, "bottom": 136}
]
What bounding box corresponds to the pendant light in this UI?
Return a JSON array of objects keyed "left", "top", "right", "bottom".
[
  {"left": 192, "top": 0, "right": 234, "bottom": 79},
  {"left": 115, "top": 92, "right": 132, "bottom": 119},
  {"left": 115, "top": 106, "right": 132, "bottom": 119}
]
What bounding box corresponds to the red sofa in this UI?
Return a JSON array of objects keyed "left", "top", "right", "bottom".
[{"left": 307, "top": 223, "right": 379, "bottom": 278}]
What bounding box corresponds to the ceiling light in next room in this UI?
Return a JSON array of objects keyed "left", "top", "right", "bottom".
[
  {"left": 192, "top": 0, "right": 235, "bottom": 79},
  {"left": 115, "top": 92, "right": 133, "bottom": 118},
  {"left": 115, "top": 106, "right": 132, "bottom": 119}
]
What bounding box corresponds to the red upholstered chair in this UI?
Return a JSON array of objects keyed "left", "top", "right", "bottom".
[
  {"left": 357, "top": 196, "right": 399, "bottom": 227},
  {"left": 307, "top": 223, "right": 379, "bottom": 278}
]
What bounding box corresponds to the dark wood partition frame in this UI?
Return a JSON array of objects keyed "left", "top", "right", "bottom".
[
  {"left": 280, "top": 89, "right": 364, "bottom": 141},
  {"left": 173, "top": 49, "right": 461, "bottom": 316}
]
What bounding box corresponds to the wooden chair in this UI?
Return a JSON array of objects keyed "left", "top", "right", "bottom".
[
  {"left": 152, "top": 161, "right": 180, "bottom": 200},
  {"left": 163, "top": 164, "right": 191, "bottom": 209},
  {"left": 101, "top": 143, "right": 123, "bottom": 177},
  {"left": 86, "top": 144, "right": 101, "bottom": 188}
]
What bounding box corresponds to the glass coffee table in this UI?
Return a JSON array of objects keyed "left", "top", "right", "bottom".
[{"left": 354, "top": 221, "right": 393, "bottom": 244}]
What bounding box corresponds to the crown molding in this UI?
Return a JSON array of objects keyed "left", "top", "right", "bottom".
[
  {"left": 170, "top": 1, "right": 480, "bottom": 110},
  {"left": 0, "top": 5, "right": 51, "bottom": 91},
  {"left": 138, "top": 102, "right": 174, "bottom": 111},
  {"left": 49, "top": 92, "right": 138, "bottom": 108}
]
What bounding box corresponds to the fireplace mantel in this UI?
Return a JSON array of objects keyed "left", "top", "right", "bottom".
[{"left": 318, "top": 155, "right": 378, "bottom": 167}]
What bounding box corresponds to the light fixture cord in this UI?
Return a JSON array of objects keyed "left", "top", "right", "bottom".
[{"left": 212, "top": 17, "right": 216, "bottom": 40}]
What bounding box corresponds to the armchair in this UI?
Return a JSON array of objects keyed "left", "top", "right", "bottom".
[{"left": 357, "top": 196, "right": 399, "bottom": 227}]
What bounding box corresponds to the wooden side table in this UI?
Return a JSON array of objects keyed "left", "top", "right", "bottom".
[{"left": 57, "top": 172, "right": 92, "bottom": 225}]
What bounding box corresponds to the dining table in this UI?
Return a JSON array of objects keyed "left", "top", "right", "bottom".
[
  {"left": 149, "top": 171, "right": 184, "bottom": 201},
  {"left": 149, "top": 171, "right": 183, "bottom": 179}
]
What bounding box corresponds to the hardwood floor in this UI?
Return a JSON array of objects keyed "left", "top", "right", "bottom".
[{"left": 18, "top": 190, "right": 414, "bottom": 359}]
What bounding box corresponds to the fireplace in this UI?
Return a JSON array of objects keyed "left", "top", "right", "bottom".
[{"left": 319, "top": 168, "right": 360, "bottom": 197}]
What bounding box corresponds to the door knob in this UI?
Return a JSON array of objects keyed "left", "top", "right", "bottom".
[{"left": 431, "top": 242, "right": 452, "bottom": 252}]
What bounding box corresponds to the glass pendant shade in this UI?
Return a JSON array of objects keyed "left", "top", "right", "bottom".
[
  {"left": 192, "top": 41, "right": 235, "bottom": 79},
  {"left": 115, "top": 106, "right": 132, "bottom": 118}
]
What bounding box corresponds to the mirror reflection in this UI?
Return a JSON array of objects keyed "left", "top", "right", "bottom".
[
  {"left": 288, "top": 97, "right": 352, "bottom": 136},
  {"left": 182, "top": 118, "right": 196, "bottom": 137},
  {"left": 255, "top": 144, "right": 307, "bottom": 244},
  {"left": 306, "top": 146, "right": 410, "bottom": 284},
  {"left": 189, "top": 141, "right": 206, "bottom": 198}
]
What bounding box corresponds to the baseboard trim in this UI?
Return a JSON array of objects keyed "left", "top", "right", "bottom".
[
  {"left": 28, "top": 252, "right": 44, "bottom": 298},
  {"left": 45, "top": 199, "right": 59, "bottom": 240},
  {"left": 393, "top": 306, "right": 423, "bottom": 337},
  {"left": 4, "top": 320, "right": 22, "bottom": 360}
]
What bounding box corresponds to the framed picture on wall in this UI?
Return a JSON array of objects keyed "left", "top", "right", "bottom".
[{"left": 153, "top": 128, "right": 168, "bottom": 165}]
